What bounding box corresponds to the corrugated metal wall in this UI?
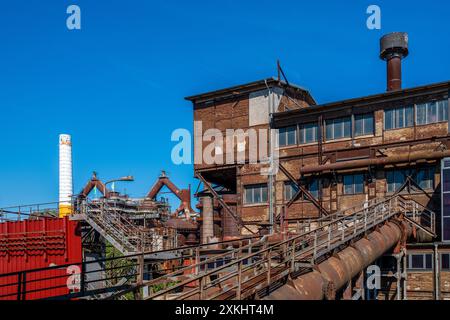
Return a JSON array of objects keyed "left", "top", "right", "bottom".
[{"left": 0, "top": 217, "right": 82, "bottom": 300}]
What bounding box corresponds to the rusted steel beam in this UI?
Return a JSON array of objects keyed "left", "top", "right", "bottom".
[
  {"left": 282, "top": 136, "right": 450, "bottom": 162},
  {"left": 195, "top": 172, "right": 255, "bottom": 234},
  {"left": 79, "top": 172, "right": 109, "bottom": 199},
  {"left": 300, "top": 149, "right": 450, "bottom": 174},
  {"left": 146, "top": 171, "right": 194, "bottom": 216}
]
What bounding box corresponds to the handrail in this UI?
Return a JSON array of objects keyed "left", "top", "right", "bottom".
[{"left": 143, "top": 194, "right": 434, "bottom": 300}]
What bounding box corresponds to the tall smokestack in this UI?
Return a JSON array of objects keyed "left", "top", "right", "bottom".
[
  {"left": 59, "top": 134, "right": 73, "bottom": 218},
  {"left": 380, "top": 32, "right": 409, "bottom": 91}
]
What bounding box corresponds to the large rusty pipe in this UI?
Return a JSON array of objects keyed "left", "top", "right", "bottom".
[
  {"left": 300, "top": 150, "right": 450, "bottom": 175},
  {"left": 265, "top": 220, "right": 411, "bottom": 300}
]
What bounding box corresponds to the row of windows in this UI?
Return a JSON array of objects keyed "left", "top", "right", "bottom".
[
  {"left": 243, "top": 168, "right": 434, "bottom": 204},
  {"left": 407, "top": 253, "right": 450, "bottom": 271},
  {"left": 278, "top": 99, "right": 449, "bottom": 147},
  {"left": 417, "top": 100, "right": 448, "bottom": 125},
  {"left": 386, "top": 167, "right": 434, "bottom": 193},
  {"left": 441, "top": 161, "right": 450, "bottom": 242},
  {"left": 278, "top": 114, "right": 374, "bottom": 147},
  {"left": 384, "top": 101, "right": 448, "bottom": 129}
]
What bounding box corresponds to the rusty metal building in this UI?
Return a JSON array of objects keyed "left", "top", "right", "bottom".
[{"left": 186, "top": 33, "right": 450, "bottom": 299}]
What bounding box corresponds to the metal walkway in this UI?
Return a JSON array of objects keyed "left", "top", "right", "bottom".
[
  {"left": 130, "top": 194, "right": 435, "bottom": 300},
  {"left": 72, "top": 200, "right": 177, "bottom": 255},
  {"left": 0, "top": 195, "right": 436, "bottom": 300}
]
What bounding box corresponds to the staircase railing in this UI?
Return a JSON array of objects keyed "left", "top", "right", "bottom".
[
  {"left": 79, "top": 201, "right": 176, "bottom": 255},
  {"left": 140, "top": 194, "right": 435, "bottom": 300}
]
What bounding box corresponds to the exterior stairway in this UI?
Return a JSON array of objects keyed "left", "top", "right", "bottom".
[
  {"left": 74, "top": 201, "right": 174, "bottom": 255},
  {"left": 135, "top": 194, "right": 436, "bottom": 300}
]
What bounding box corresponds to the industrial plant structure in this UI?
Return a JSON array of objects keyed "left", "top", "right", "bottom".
[
  {"left": 186, "top": 32, "right": 450, "bottom": 300},
  {"left": 0, "top": 32, "right": 449, "bottom": 301}
]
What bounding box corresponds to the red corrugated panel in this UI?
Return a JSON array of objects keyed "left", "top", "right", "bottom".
[{"left": 0, "top": 217, "right": 82, "bottom": 300}]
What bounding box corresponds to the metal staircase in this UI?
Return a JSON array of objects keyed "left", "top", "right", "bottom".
[
  {"left": 135, "top": 194, "right": 435, "bottom": 300},
  {"left": 74, "top": 201, "right": 176, "bottom": 255}
]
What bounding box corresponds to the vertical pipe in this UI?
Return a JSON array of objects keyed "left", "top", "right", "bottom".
[
  {"left": 403, "top": 250, "right": 407, "bottom": 300},
  {"left": 268, "top": 87, "right": 274, "bottom": 234},
  {"left": 434, "top": 243, "right": 440, "bottom": 300},
  {"left": 386, "top": 56, "right": 402, "bottom": 91},
  {"left": 201, "top": 196, "right": 214, "bottom": 243},
  {"left": 396, "top": 254, "right": 401, "bottom": 300}
]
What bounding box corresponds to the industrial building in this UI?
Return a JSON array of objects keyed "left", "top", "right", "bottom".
[
  {"left": 0, "top": 32, "right": 449, "bottom": 300},
  {"left": 187, "top": 32, "right": 450, "bottom": 299}
]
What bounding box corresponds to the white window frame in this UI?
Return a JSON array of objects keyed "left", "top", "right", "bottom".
[
  {"left": 354, "top": 113, "right": 374, "bottom": 137},
  {"left": 299, "top": 122, "right": 318, "bottom": 144},
  {"left": 325, "top": 117, "right": 351, "bottom": 141},
  {"left": 384, "top": 105, "right": 414, "bottom": 130},
  {"left": 407, "top": 253, "right": 433, "bottom": 271},
  {"left": 278, "top": 126, "right": 297, "bottom": 147},
  {"left": 416, "top": 99, "right": 449, "bottom": 125},
  {"left": 244, "top": 184, "right": 268, "bottom": 205}
]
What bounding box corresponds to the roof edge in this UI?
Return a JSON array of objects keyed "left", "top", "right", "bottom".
[
  {"left": 274, "top": 80, "right": 450, "bottom": 120},
  {"left": 185, "top": 77, "right": 316, "bottom": 105}
]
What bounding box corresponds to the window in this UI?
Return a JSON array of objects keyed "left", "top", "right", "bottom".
[
  {"left": 442, "top": 158, "right": 450, "bottom": 242},
  {"left": 407, "top": 253, "right": 433, "bottom": 270},
  {"left": 386, "top": 169, "right": 409, "bottom": 193},
  {"left": 299, "top": 123, "right": 318, "bottom": 144},
  {"left": 416, "top": 167, "right": 434, "bottom": 190},
  {"left": 284, "top": 179, "right": 319, "bottom": 201},
  {"left": 308, "top": 178, "right": 319, "bottom": 198},
  {"left": 384, "top": 106, "right": 414, "bottom": 130},
  {"left": 244, "top": 184, "right": 268, "bottom": 204},
  {"left": 343, "top": 174, "right": 364, "bottom": 195},
  {"left": 416, "top": 99, "right": 448, "bottom": 125},
  {"left": 326, "top": 117, "right": 351, "bottom": 140},
  {"left": 387, "top": 168, "right": 434, "bottom": 193},
  {"left": 278, "top": 126, "right": 297, "bottom": 147},
  {"left": 441, "top": 253, "right": 450, "bottom": 271},
  {"left": 284, "top": 182, "right": 299, "bottom": 201},
  {"left": 355, "top": 113, "right": 374, "bottom": 136}
]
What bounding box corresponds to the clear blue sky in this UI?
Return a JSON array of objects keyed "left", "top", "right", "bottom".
[{"left": 0, "top": 0, "right": 449, "bottom": 208}]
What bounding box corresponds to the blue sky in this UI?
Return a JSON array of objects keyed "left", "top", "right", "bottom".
[{"left": 0, "top": 0, "right": 449, "bottom": 208}]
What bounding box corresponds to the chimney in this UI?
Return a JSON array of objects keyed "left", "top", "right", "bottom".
[
  {"left": 380, "top": 32, "right": 409, "bottom": 91},
  {"left": 59, "top": 134, "right": 73, "bottom": 218}
]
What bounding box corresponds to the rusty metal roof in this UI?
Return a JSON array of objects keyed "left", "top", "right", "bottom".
[{"left": 185, "top": 77, "right": 316, "bottom": 105}]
